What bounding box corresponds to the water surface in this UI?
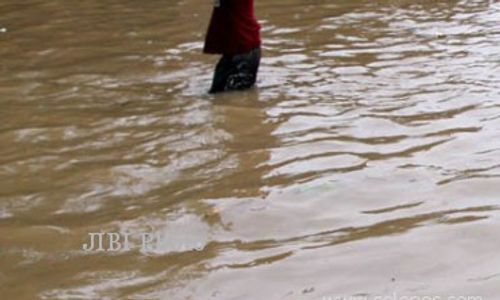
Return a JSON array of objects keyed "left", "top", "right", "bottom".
[{"left": 1, "top": 0, "right": 500, "bottom": 299}]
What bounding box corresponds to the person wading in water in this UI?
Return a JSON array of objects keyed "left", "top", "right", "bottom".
[{"left": 203, "top": 0, "right": 261, "bottom": 94}]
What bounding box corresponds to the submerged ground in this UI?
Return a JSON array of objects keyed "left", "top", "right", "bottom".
[{"left": 1, "top": 0, "right": 500, "bottom": 299}]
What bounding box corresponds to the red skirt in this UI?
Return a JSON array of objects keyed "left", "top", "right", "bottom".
[{"left": 203, "top": 0, "right": 261, "bottom": 55}]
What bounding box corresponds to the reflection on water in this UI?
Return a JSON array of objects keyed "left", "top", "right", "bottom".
[{"left": 1, "top": 0, "right": 500, "bottom": 299}]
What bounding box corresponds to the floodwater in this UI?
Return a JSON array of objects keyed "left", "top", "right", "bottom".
[{"left": 1, "top": 0, "right": 500, "bottom": 299}]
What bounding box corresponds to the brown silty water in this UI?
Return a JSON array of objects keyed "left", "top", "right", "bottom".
[{"left": 1, "top": 0, "right": 500, "bottom": 299}]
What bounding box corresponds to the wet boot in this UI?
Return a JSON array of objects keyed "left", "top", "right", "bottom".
[{"left": 209, "top": 47, "right": 261, "bottom": 94}]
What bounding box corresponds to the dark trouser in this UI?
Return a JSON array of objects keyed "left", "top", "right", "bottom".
[{"left": 209, "top": 47, "right": 261, "bottom": 94}]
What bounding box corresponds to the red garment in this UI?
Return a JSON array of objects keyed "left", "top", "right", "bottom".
[{"left": 203, "top": 0, "right": 261, "bottom": 55}]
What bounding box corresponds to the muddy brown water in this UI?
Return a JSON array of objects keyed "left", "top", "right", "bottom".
[{"left": 1, "top": 0, "right": 500, "bottom": 299}]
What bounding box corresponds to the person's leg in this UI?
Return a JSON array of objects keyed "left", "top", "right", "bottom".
[
  {"left": 209, "top": 55, "right": 233, "bottom": 94},
  {"left": 225, "top": 47, "right": 261, "bottom": 91}
]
